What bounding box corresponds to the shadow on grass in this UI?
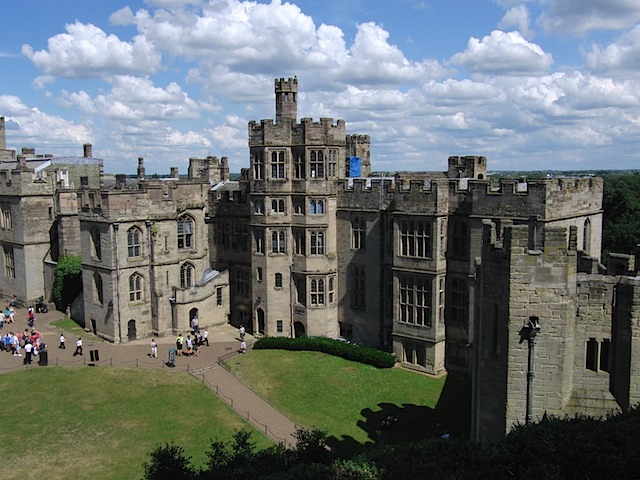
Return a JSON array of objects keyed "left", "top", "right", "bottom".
[{"left": 325, "top": 373, "right": 471, "bottom": 452}]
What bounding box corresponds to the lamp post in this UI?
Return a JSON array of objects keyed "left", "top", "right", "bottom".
[{"left": 519, "top": 316, "right": 541, "bottom": 425}]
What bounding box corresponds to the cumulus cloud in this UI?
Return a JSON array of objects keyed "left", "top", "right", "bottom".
[
  {"left": 586, "top": 25, "right": 640, "bottom": 75},
  {"left": 539, "top": 0, "right": 640, "bottom": 35},
  {"left": 499, "top": 5, "right": 534, "bottom": 39},
  {"left": 109, "top": 6, "right": 136, "bottom": 26},
  {"left": 449, "top": 30, "right": 553, "bottom": 76},
  {"left": 22, "top": 22, "right": 162, "bottom": 78},
  {"left": 60, "top": 76, "right": 205, "bottom": 121},
  {"left": 130, "top": 0, "right": 446, "bottom": 88},
  {"left": 0, "top": 97, "right": 92, "bottom": 149}
]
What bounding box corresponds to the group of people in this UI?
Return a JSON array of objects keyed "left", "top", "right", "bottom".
[
  {"left": 174, "top": 329, "right": 209, "bottom": 357},
  {"left": 0, "top": 305, "right": 17, "bottom": 328},
  {"left": 1, "top": 328, "right": 46, "bottom": 364}
]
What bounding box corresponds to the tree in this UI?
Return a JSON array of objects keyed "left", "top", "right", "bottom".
[
  {"left": 52, "top": 255, "right": 82, "bottom": 311},
  {"left": 143, "top": 443, "right": 195, "bottom": 480},
  {"left": 602, "top": 172, "right": 640, "bottom": 256}
]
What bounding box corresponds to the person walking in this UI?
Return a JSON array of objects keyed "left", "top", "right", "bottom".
[
  {"left": 59, "top": 334, "right": 66, "bottom": 349},
  {"left": 240, "top": 340, "right": 247, "bottom": 354},
  {"left": 150, "top": 338, "right": 158, "bottom": 358},
  {"left": 73, "top": 337, "right": 83, "bottom": 356},
  {"left": 239, "top": 325, "right": 245, "bottom": 340},
  {"left": 203, "top": 329, "right": 209, "bottom": 346}
]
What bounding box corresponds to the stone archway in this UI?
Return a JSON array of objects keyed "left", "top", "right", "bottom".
[
  {"left": 294, "top": 321, "right": 305, "bottom": 338},
  {"left": 257, "top": 308, "right": 265, "bottom": 335},
  {"left": 127, "top": 319, "right": 137, "bottom": 341}
]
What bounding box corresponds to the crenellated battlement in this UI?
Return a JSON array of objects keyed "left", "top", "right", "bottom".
[{"left": 337, "top": 173, "right": 602, "bottom": 223}]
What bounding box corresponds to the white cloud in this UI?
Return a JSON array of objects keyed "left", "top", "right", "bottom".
[
  {"left": 586, "top": 25, "right": 640, "bottom": 76},
  {"left": 22, "top": 22, "right": 162, "bottom": 78},
  {"left": 539, "top": 0, "right": 640, "bottom": 35},
  {"left": 450, "top": 30, "right": 553, "bottom": 76},
  {"left": 60, "top": 76, "right": 204, "bottom": 121},
  {"left": 499, "top": 5, "right": 534, "bottom": 39},
  {"left": 109, "top": 6, "right": 137, "bottom": 26},
  {"left": 0, "top": 98, "right": 92, "bottom": 150}
]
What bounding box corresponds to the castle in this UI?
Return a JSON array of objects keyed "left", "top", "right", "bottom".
[{"left": 1, "top": 77, "right": 639, "bottom": 442}]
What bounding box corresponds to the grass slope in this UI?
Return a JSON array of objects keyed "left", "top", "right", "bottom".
[
  {"left": 0, "top": 367, "right": 270, "bottom": 480},
  {"left": 226, "top": 349, "right": 470, "bottom": 446}
]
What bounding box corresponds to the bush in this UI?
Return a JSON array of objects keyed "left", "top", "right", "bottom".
[{"left": 252, "top": 337, "right": 396, "bottom": 368}]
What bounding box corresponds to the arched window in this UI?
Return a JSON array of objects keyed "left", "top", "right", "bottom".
[
  {"left": 93, "top": 272, "right": 103, "bottom": 305},
  {"left": 271, "top": 230, "right": 286, "bottom": 253},
  {"left": 310, "top": 199, "right": 325, "bottom": 215},
  {"left": 180, "top": 263, "right": 194, "bottom": 288},
  {"left": 583, "top": 218, "right": 591, "bottom": 255},
  {"left": 352, "top": 217, "right": 365, "bottom": 250},
  {"left": 311, "top": 278, "right": 325, "bottom": 305},
  {"left": 127, "top": 227, "right": 142, "bottom": 257},
  {"left": 91, "top": 227, "right": 101, "bottom": 260},
  {"left": 177, "top": 215, "right": 194, "bottom": 249},
  {"left": 129, "top": 273, "right": 143, "bottom": 302}
]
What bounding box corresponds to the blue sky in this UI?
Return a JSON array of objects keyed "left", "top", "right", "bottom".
[{"left": 1, "top": 0, "right": 639, "bottom": 174}]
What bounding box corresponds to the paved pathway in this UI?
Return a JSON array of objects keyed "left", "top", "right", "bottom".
[{"left": 0, "top": 304, "right": 299, "bottom": 447}]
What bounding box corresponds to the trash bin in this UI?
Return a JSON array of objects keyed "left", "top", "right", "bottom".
[
  {"left": 38, "top": 350, "right": 48, "bottom": 366},
  {"left": 168, "top": 348, "right": 176, "bottom": 367}
]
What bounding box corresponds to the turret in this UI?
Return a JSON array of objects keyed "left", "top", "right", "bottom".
[
  {"left": 0, "top": 116, "right": 6, "bottom": 151},
  {"left": 275, "top": 77, "right": 298, "bottom": 125}
]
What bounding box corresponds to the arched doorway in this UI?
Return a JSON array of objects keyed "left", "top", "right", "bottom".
[
  {"left": 189, "top": 307, "right": 198, "bottom": 332},
  {"left": 127, "top": 320, "right": 137, "bottom": 341},
  {"left": 257, "top": 308, "right": 265, "bottom": 335},
  {"left": 294, "top": 321, "right": 305, "bottom": 338}
]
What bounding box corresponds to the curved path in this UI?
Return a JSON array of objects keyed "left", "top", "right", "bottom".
[{"left": 0, "top": 305, "right": 299, "bottom": 448}]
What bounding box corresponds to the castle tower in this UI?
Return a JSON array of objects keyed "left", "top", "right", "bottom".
[
  {"left": 137, "top": 157, "right": 145, "bottom": 181},
  {"left": 0, "top": 117, "right": 6, "bottom": 151},
  {"left": 275, "top": 77, "right": 298, "bottom": 125}
]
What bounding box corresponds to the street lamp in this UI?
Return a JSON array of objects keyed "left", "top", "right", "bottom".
[{"left": 519, "top": 316, "right": 541, "bottom": 425}]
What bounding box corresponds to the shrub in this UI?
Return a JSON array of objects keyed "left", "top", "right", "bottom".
[{"left": 252, "top": 337, "right": 396, "bottom": 368}]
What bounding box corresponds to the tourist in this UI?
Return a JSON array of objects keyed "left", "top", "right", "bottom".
[
  {"left": 240, "top": 340, "right": 246, "bottom": 354},
  {"left": 239, "top": 325, "right": 245, "bottom": 340},
  {"left": 191, "top": 315, "right": 199, "bottom": 334},
  {"left": 176, "top": 334, "right": 184, "bottom": 356},
  {"left": 203, "top": 329, "right": 209, "bottom": 346},
  {"left": 23, "top": 341, "right": 33, "bottom": 365},
  {"left": 150, "top": 338, "right": 158, "bottom": 358},
  {"left": 59, "top": 334, "right": 66, "bottom": 349},
  {"left": 186, "top": 335, "right": 193, "bottom": 356},
  {"left": 73, "top": 337, "right": 83, "bottom": 356}
]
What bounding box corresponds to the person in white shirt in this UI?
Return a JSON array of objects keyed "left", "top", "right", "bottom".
[{"left": 73, "top": 337, "right": 83, "bottom": 356}]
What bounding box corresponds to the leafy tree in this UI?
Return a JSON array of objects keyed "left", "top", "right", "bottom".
[
  {"left": 143, "top": 408, "right": 640, "bottom": 480},
  {"left": 143, "top": 443, "right": 196, "bottom": 480},
  {"left": 52, "top": 255, "right": 82, "bottom": 311},
  {"left": 602, "top": 172, "right": 640, "bottom": 256}
]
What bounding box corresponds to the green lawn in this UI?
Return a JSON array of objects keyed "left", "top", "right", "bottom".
[
  {"left": 226, "top": 350, "right": 470, "bottom": 447},
  {"left": 0, "top": 367, "right": 270, "bottom": 480},
  {"left": 50, "top": 317, "right": 87, "bottom": 337}
]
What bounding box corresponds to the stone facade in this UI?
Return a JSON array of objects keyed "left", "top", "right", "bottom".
[
  {"left": 77, "top": 157, "right": 231, "bottom": 342},
  {"left": 0, "top": 136, "right": 102, "bottom": 304}
]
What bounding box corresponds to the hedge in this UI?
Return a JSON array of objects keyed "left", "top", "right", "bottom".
[{"left": 252, "top": 336, "right": 396, "bottom": 368}]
